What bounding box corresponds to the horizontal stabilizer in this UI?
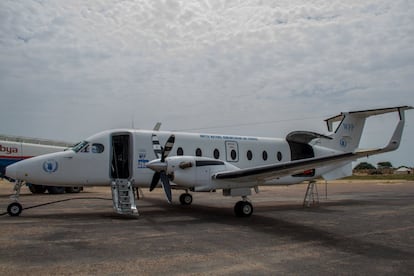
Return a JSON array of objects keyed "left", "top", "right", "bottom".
[{"left": 325, "top": 105, "right": 412, "bottom": 132}]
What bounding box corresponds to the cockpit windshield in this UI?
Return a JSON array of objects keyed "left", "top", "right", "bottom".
[{"left": 70, "top": 141, "right": 89, "bottom": 153}]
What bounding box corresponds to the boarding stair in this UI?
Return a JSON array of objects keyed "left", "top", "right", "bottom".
[{"left": 111, "top": 179, "right": 138, "bottom": 215}]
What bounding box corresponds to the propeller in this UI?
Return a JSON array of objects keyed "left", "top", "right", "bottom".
[{"left": 147, "top": 134, "right": 175, "bottom": 203}]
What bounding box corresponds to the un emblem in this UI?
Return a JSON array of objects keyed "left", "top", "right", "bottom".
[{"left": 43, "top": 159, "right": 58, "bottom": 173}]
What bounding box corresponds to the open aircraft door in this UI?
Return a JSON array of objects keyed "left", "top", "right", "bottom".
[
  {"left": 111, "top": 133, "right": 132, "bottom": 179},
  {"left": 110, "top": 132, "right": 138, "bottom": 215}
]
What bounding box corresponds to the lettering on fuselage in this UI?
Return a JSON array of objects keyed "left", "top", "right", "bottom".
[
  {"left": 137, "top": 150, "right": 149, "bottom": 168},
  {"left": 343, "top": 123, "right": 355, "bottom": 132},
  {"left": 0, "top": 144, "right": 18, "bottom": 155},
  {"left": 200, "top": 134, "right": 258, "bottom": 141}
]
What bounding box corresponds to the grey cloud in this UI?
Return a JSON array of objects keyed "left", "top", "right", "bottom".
[{"left": 0, "top": 0, "right": 413, "bottom": 166}]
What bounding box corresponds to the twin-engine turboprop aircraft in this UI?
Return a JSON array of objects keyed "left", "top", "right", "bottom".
[{"left": 4, "top": 106, "right": 412, "bottom": 217}]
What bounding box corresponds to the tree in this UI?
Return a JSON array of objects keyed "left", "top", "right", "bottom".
[
  {"left": 377, "top": 161, "right": 393, "bottom": 169},
  {"left": 354, "top": 162, "right": 376, "bottom": 170}
]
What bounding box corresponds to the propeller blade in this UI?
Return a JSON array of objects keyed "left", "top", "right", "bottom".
[
  {"left": 161, "top": 135, "right": 175, "bottom": 162},
  {"left": 160, "top": 173, "right": 172, "bottom": 203},
  {"left": 150, "top": 172, "right": 160, "bottom": 191},
  {"left": 148, "top": 133, "right": 175, "bottom": 203},
  {"left": 151, "top": 134, "right": 162, "bottom": 159}
]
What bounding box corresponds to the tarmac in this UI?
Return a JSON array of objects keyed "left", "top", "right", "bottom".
[{"left": 0, "top": 179, "right": 413, "bottom": 275}]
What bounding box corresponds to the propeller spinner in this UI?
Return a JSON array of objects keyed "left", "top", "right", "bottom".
[{"left": 147, "top": 134, "right": 175, "bottom": 203}]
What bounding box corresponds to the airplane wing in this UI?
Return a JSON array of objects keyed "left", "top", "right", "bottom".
[
  {"left": 213, "top": 106, "right": 407, "bottom": 183},
  {"left": 214, "top": 150, "right": 366, "bottom": 183}
]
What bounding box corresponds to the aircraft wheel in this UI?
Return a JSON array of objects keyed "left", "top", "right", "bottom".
[
  {"left": 47, "top": 186, "right": 65, "bottom": 194},
  {"left": 28, "top": 184, "right": 46, "bottom": 194},
  {"left": 234, "top": 201, "right": 253, "bottom": 217},
  {"left": 65, "top": 187, "right": 82, "bottom": 193},
  {"left": 179, "top": 193, "right": 193, "bottom": 205},
  {"left": 7, "top": 202, "right": 22, "bottom": 217}
]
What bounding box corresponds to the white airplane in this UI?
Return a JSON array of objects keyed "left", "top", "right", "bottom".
[
  {"left": 4, "top": 106, "right": 412, "bottom": 217},
  {"left": 0, "top": 134, "right": 81, "bottom": 194}
]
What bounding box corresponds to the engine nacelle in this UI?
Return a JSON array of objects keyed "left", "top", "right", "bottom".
[{"left": 165, "top": 156, "right": 239, "bottom": 191}]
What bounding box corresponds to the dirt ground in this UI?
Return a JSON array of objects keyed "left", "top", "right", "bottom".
[{"left": 0, "top": 179, "right": 413, "bottom": 275}]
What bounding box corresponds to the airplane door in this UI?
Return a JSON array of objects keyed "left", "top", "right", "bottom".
[
  {"left": 111, "top": 134, "right": 132, "bottom": 179},
  {"left": 225, "top": 141, "right": 239, "bottom": 162}
]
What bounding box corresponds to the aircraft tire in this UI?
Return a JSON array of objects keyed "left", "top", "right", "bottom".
[
  {"left": 65, "top": 187, "right": 82, "bottom": 193},
  {"left": 28, "top": 184, "right": 47, "bottom": 194},
  {"left": 179, "top": 193, "right": 193, "bottom": 205},
  {"left": 47, "top": 186, "right": 65, "bottom": 194},
  {"left": 7, "top": 202, "right": 22, "bottom": 217},
  {"left": 234, "top": 201, "right": 253, "bottom": 217}
]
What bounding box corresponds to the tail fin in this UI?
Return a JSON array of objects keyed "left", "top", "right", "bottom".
[
  {"left": 320, "top": 106, "right": 412, "bottom": 180},
  {"left": 321, "top": 106, "right": 412, "bottom": 152}
]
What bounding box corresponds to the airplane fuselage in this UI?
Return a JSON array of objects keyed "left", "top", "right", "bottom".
[{"left": 5, "top": 129, "right": 338, "bottom": 188}]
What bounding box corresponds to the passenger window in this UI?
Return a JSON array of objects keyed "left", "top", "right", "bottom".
[
  {"left": 92, "top": 143, "right": 104, "bottom": 153},
  {"left": 196, "top": 148, "right": 202, "bottom": 157},
  {"left": 213, "top": 149, "right": 220, "bottom": 159},
  {"left": 262, "top": 150, "right": 268, "bottom": 161},
  {"left": 277, "top": 151, "right": 282, "bottom": 161},
  {"left": 177, "top": 147, "right": 184, "bottom": 156},
  {"left": 247, "top": 150, "right": 253, "bottom": 161},
  {"left": 231, "top": 150, "right": 237, "bottom": 160}
]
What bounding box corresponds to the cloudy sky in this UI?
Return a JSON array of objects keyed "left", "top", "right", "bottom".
[{"left": 1, "top": 0, "right": 413, "bottom": 167}]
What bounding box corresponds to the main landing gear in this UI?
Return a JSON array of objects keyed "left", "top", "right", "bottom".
[
  {"left": 234, "top": 196, "right": 253, "bottom": 217},
  {"left": 179, "top": 192, "right": 193, "bottom": 205},
  {"left": 7, "top": 180, "right": 24, "bottom": 217},
  {"left": 179, "top": 192, "right": 253, "bottom": 217}
]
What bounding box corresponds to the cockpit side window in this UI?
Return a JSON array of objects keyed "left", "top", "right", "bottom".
[
  {"left": 71, "top": 141, "right": 89, "bottom": 153},
  {"left": 81, "top": 145, "right": 90, "bottom": 153},
  {"left": 92, "top": 143, "right": 104, "bottom": 153}
]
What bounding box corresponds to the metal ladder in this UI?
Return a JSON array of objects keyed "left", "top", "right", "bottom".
[
  {"left": 111, "top": 179, "right": 138, "bottom": 215},
  {"left": 303, "top": 180, "right": 319, "bottom": 207}
]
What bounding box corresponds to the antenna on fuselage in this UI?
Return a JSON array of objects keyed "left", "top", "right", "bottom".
[{"left": 153, "top": 122, "right": 162, "bottom": 131}]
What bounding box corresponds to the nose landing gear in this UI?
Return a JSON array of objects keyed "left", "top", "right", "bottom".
[
  {"left": 7, "top": 180, "right": 24, "bottom": 216},
  {"left": 7, "top": 202, "right": 22, "bottom": 216}
]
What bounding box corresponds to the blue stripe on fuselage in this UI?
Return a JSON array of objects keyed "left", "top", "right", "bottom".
[{"left": 0, "top": 158, "right": 23, "bottom": 175}]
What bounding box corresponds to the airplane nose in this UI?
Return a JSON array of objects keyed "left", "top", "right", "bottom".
[{"left": 5, "top": 163, "right": 18, "bottom": 180}]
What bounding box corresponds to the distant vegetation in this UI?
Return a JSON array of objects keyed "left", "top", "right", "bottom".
[
  {"left": 352, "top": 161, "right": 413, "bottom": 180},
  {"left": 354, "top": 162, "right": 376, "bottom": 170},
  {"left": 377, "top": 161, "right": 393, "bottom": 169},
  {"left": 345, "top": 174, "right": 414, "bottom": 181}
]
